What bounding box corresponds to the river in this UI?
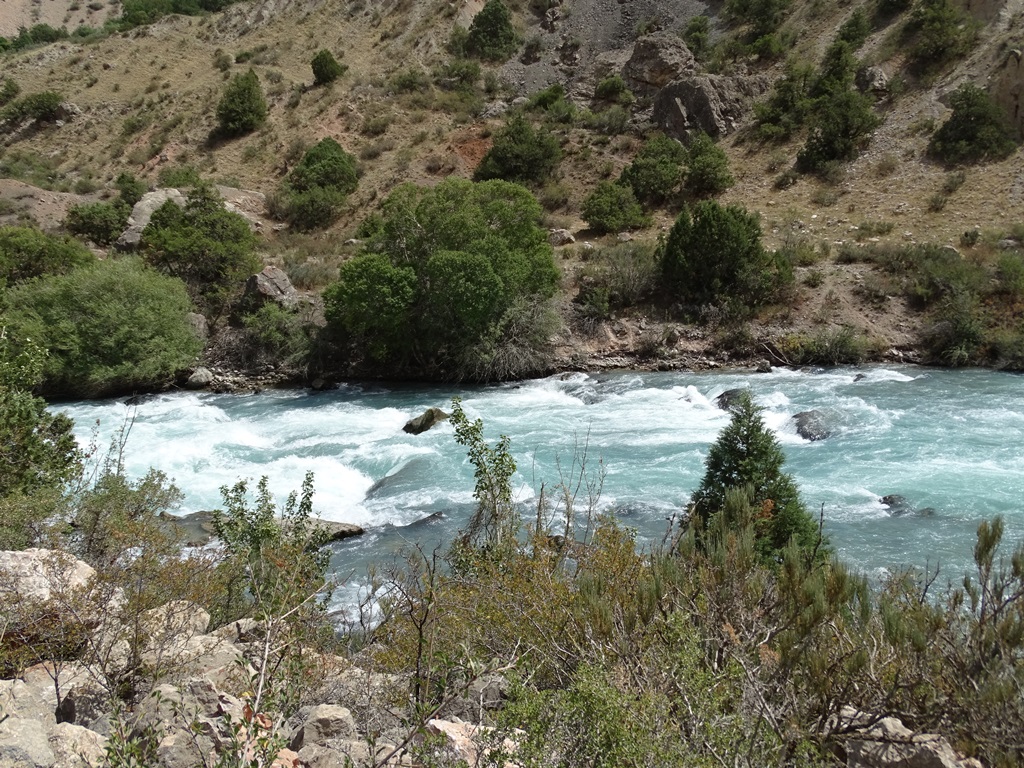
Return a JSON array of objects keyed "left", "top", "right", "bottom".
[{"left": 59, "top": 365, "right": 1024, "bottom": 611}]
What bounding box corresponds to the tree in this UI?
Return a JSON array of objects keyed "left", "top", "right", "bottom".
[
  {"left": 64, "top": 201, "right": 131, "bottom": 247},
  {"left": 466, "top": 0, "right": 519, "bottom": 62},
  {"left": 310, "top": 49, "right": 346, "bottom": 86},
  {"left": 684, "top": 132, "right": 734, "bottom": 196},
  {"left": 3, "top": 259, "right": 203, "bottom": 397},
  {"left": 215, "top": 69, "right": 267, "bottom": 137},
  {"left": 276, "top": 137, "right": 359, "bottom": 231},
  {"left": 928, "top": 84, "right": 1017, "bottom": 166},
  {"left": 0, "top": 226, "right": 94, "bottom": 285},
  {"left": 690, "top": 392, "right": 821, "bottom": 562},
  {"left": 660, "top": 200, "right": 789, "bottom": 313},
  {"left": 619, "top": 134, "right": 687, "bottom": 205},
  {"left": 796, "top": 89, "right": 880, "bottom": 173},
  {"left": 581, "top": 182, "right": 649, "bottom": 234},
  {"left": 474, "top": 113, "right": 561, "bottom": 185},
  {"left": 141, "top": 184, "right": 261, "bottom": 309}
]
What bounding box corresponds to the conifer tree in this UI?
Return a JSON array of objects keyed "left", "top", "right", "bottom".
[{"left": 216, "top": 69, "right": 267, "bottom": 137}]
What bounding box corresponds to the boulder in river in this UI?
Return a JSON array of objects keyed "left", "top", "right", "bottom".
[
  {"left": 715, "top": 388, "right": 748, "bottom": 412},
  {"left": 793, "top": 410, "right": 832, "bottom": 441},
  {"left": 880, "top": 495, "right": 935, "bottom": 517},
  {"left": 320, "top": 521, "right": 365, "bottom": 542},
  {"left": 403, "top": 407, "right": 450, "bottom": 435}
]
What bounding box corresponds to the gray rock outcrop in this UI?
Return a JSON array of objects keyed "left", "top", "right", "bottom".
[
  {"left": 839, "top": 707, "right": 982, "bottom": 768},
  {"left": 115, "top": 189, "right": 186, "bottom": 250},
  {"left": 290, "top": 704, "right": 358, "bottom": 751},
  {"left": 623, "top": 32, "right": 696, "bottom": 93},
  {"left": 0, "top": 549, "right": 95, "bottom": 603},
  {"left": 403, "top": 407, "right": 450, "bottom": 435},
  {"left": 715, "top": 388, "right": 749, "bottom": 412},
  {"left": 793, "top": 410, "right": 832, "bottom": 441},
  {"left": 242, "top": 265, "right": 299, "bottom": 310},
  {"left": 653, "top": 74, "right": 771, "bottom": 139}
]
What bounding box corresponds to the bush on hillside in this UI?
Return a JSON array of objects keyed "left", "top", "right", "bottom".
[
  {"left": 115, "top": 171, "right": 147, "bottom": 207},
  {"left": 724, "top": 0, "right": 790, "bottom": 37},
  {"left": 465, "top": 0, "right": 519, "bottom": 62},
  {"left": 927, "top": 84, "right": 1017, "bottom": 166},
  {"left": 323, "top": 178, "right": 559, "bottom": 379},
  {"left": 64, "top": 202, "right": 132, "bottom": 247},
  {"left": 3, "top": 259, "right": 202, "bottom": 397},
  {"left": 0, "top": 78, "right": 20, "bottom": 107},
  {"left": 474, "top": 114, "right": 561, "bottom": 185},
  {"left": 682, "top": 15, "right": 712, "bottom": 60},
  {"left": 796, "top": 89, "right": 880, "bottom": 173},
  {"left": 141, "top": 184, "right": 260, "bottom": 309},
  {"left": 276, "top": 138, "right": 359, "bottom": 231},
  {"left": 661, "top": 200, "right": 791, "bottom": 314},
  {"left": 684, "top": 132, "right": 734, "bottom": 196},
  {"left": 618, "top": 134, "right": 687, "bottom": 205},
  {"left": 905, "top": 0, "right": 976, "bottom": 75},
  {"left": 581, "top": 182, "right": 649, "bottom": 234},
  {"left": 836, "top": 8, "right": 871, "bottom": 49},
  {"left": 215, "top": 69, "right": 267, "bottom": 137},
  {"left": 1, "top": 91, "right": 63, "bottom": 124},
  {"left": 0, "top": 226, "right": 94, "bottom": 285},
  {"left": 311, "top": 49, "right": 347, "bottom": 86}
]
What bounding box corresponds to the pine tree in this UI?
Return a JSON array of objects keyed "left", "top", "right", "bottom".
[
  {"left": 691, "top": 392, "right": 823, "bottom": 562},
  {"left": 466, "top": 0, "right": 519, "bottom": 61},
  {"left": 216, "top": 69, "right": 267, "bottom": 137}
]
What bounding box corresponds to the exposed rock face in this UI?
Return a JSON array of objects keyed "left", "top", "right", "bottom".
[
  {"left": 549, "top": 228, "right": 576, "bottom": 246},
  {"left": 403, "top": 407, "right": 450, "bottom": 435},
  {"left": 840, "top": 708, "right": 982, "bottom": 768},
  {"left": 623, "top": 32, "right": 696, "bottom": 93},
  {"left": 992, "top": 48, "right": 1023, "bottom": 139},
  {"left": 320, "top": 521, "right": 366, "bottom": 542},
  {"left": 242, "top": 265, "right": 299, "bottom": 310},
  {"left": 115, "top": 188, "right": 186, "bottom": 250},
  {"left": 653, "top": 74, "right": 771, "bottom": 138},
  {"left": 0, "top": 549, "right": 95, "bottom": 603},
  {"left": 793, "top": 410, "right": 832, "bottom": 441},
  {"left": 855, "top": 66, "right": 890, "bottom": 96},
  {"left": 0, "top": 717, "right": 55, "bottom": 768},
  {"left": 289, "top": 704, "right": 358, "bottom": 751}
]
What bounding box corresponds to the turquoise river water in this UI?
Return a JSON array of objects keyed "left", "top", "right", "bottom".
[{"left": 59, "top": 365, "right": 1024, "bottom": 610}]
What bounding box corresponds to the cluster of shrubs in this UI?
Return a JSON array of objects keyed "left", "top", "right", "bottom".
[{"left": 271, "top": 138, "right": 359, "bottom": 231}]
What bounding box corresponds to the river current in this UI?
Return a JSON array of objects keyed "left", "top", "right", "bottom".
[{"left": 59, "top": 365, "right": 1024, "bottom": 609}]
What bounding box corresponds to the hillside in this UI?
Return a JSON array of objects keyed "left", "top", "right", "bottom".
[{"left": 0, "top": 0, "right": 1023, "bottom": 385}]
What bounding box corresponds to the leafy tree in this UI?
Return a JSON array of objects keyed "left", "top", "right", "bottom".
[
  {"left": 141, "top": 184, "right": 260, "bottom": 309},
  {"left": 753, "top": 58, "right": 816, "bottom": 141},
  {"left": 0, "top": 226, "right": 94, "bottom": 284},
  {"left": 836, "top": 8, "right": 870, "bottom": 49},
  {"left": 928, "top": 84, "right": 1017, "bottom": 166},
  {"left": 684, "top": 132, "right": 734, "bottom": 196},
  {"left": 796, "top": 89, "right": 880, "bottom": 173},
  {"left": 276, "top": 138, "right": 358, "bottom": 231},
  {"left": 3, "top": 259, "right": 202, "bottom": 397},
  {"left": 619, "top": 134, "right": 687, "bottom": 205},
  {"left": 466, "top": 0, "right": 519, "bottom": 62},
  {"left": 690, "top": 392, "right": 822, "bottom": 562},
  {"left": 475, "top": 114, "right": 561, "bottom": 185},
  {"left": 215, "top": 69, "right": 267, "bottom": 137},
  {"left": 581, "top": 182, "right": 649, "bottom": 234},
  {"left": 661, "top": 200, "right": 789, "bottom": 313},
  {"left": 311, "top": 49, "right": 346, "bottom": 86},
  {"left": 809, "top": 41, "right": 856, "bottom": 100},
  {"left": 64, "top": 202, "right": 131, "bottom": 246},
  {"left": 905, "top": 0, "right": 975, "bottom": 75}
]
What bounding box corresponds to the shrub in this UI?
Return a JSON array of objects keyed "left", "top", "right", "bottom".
[
  {"left": 682, "top": 15, "right": 711, "bottom": 60},
  {"left": 724, "top": 0, "right": 790, "bottom": 37},
  {"left": 780, "top": 326, "right": 868, "bottom": 365},
  {"left": 64, "top": 201, "right": 131, "bottom": 246},
  {"left": 796, "top": 89, "right": 880, "bottom": 173},
  {"left": 215, "top": 69, "right": 267, "bottom": 137},
  {"left": 0, "top": 78, "right": 20, "bottom": 107},
  {"left": 466, "top": 0, "right": 519, "bottom": 61},
  {"left": 836, "top": 8, "right": 870, "bottom": 49},
  {"left": 390, "top": 68, "right": 431, "bottom": 93},
  {"left": 684, "top": 132, "right": 734, "bottom": 196},
  {"left": 433, "top": 58, "right": 481, "bottom": 91},
  {"left": 619, "top": 134, "right": 687, "bottom": 205},
  {"left": 754, "top": 59, "right": 815, "bottom": 141},
  {"left": 3, "top": 259, "right": 202, "bottom": 397},
  {"left": 474, "top": 114, "right": 561, "bottom": 185},
  {"left": 115, "top": 171, "right": 147, "bottom": 207},
  {"left": 1, "top": 91, "right": 63, "bottom": 123},
  {"left": 905, "top": 0, "right": 976, "bottom": 75},
  {"left": 141, "top": 184, "right": 260, "bottom": 309},
  {"left": 277, "top": 138, "right": 358, "bottom": 231},
  {"left": 593, "top": 75, "right": 633, "bottom": 105},
  {"left": 0, "top": 226, "right": 94, "bottom": 285},
  {"left": 157, "top": 164, "right": 203, "bottom": 188},
  {"left": 581, "top": 182, "right": 649, "bottom": 234},
  {"left": 661, "top": 200, "right": 790, "bottom": 313},
  {"left": 927, "top": 84, "right": 1017, "bottom": 166},
  {"left": 582, "top": 104, "right": 629, "bottom": 135},
  {"left": 690, "top": 391, "right": 823, "bottom": 562},
  {"left": 311, "top": 49, "right": 346, "bottom": 85}
]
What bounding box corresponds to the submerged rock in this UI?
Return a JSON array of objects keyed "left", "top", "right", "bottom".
[
  {"left": 880, "top": 495, "right": 935, "bottom": 517},
  {"left": 715, "top": 388, "right": 748, "bottom": 412}
]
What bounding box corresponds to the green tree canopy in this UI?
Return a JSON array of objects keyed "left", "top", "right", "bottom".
[
  {"left": 141, "top": 184, "right": 261, "bottom": 309},
  {"left": 466, "top": 0, "right": 519, "bottom": 61},
  {"left": 691, "top": 392, "right": 822, "bottom": 562},
  {"left": 324, "top": 179, "right": 559, "bottom": 378},
  {"left": 619, "top": 134, "right": 688, "bottom": 205},
  {"left": 660, "top": 200, "right": 789, "bottom": 314},
  {"left": 311, "top": 49, "right": 346, "bottom": 86},
  {"left": 581, "top": 182, "right": 649, "bottom": 234},
  {"left": 928, "top": 84, "right": 1017, "bottom": 166},
  {"left": 474, "top": 114, "right": 561, "bottom": 186},
  {"left": 3, "top": 258, "right": 202, "bottom": 397},
  {"left": 216, "top": 69, "right": 267, "bottom": 137},
  {"left": 287, "top": 138, "right": 358, "bottom": 194},
  {"left": 0, "top": 226, "right": 94, "bottom": 285},
  {"left": 684, "top": 132, "right": 734, "bottom": 196}
]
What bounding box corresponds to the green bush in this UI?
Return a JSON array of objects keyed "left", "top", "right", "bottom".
[
  {"left": 141, "top": 184, "right": 260, "bottom": 309},
  {"left": 682, "top": 15, "right": 711, "bottom": 60},
  {"left": 474, "top": 114, "right": 561, "bottom": 185},
  {"left": 780, "top": 326, "right": 869, "bottom": 365},
  {"left": 581, "top": 182, "right": 649, "bottom": 234},
  {"left": 905, "top": 0, "right": 976, "bottom": 75},
  {"left": 64, "top": 202, "right": 131, "bottom": 246},
  {"left": 753, "top": 58, "right": 815, "bottom": 141},
  {"left": 593, "top": 75, "right": 633, "bottom": 105},
  {"left": 684, "top": 132, "right": 734, "bottom": 196},
  {"left": 0, "top": 226, "right": 94, "bottom": 285},
  {"left": 466, "top": 0, "right": 519, "bottom": 61},
  {"left": 0, "top": 78, "right": 20, "bottom": 107},
  {"left": 311, "top": 49, "right": 346, "bottom": 86},
  {"left": 796, "top": 89, "right": 880, "bottom": 173},
  {"left": 661, "top": 200, "right": 790, "bottom": 313},
  {"left": 836, "top": 8, "right": 870, "bottom": 49},
  {"left": 433, "top": 58, "right": 481, "bottom": 91},
  {"left": 115, "top": 172, "right": 147, "bottom": 207},
  {"left": 324, "top": 178, "right": 559, "bottom": 378},
  {"left": 3, "top": 259, "right": 202, "bottom": 397},
  {"left": 582, "top": 104, "right": 629, "bottom": 135},
  {"left": 618, "top": 134, "right": 687, "bottom": 205},
  {"left": 277, "top": 138, "right": 358, "bottom": 231},
  {"left": 1, "top": 91, "right": 63, "bottom": 123},
  {"left": 725, "top": 0, "right": 790, "bottom": 37},
  {"left": 927, "top": 84, "right": 1017, "bottom": 166},
  {"left": 157, "top": 164, "right": 203, "bottom": 188},
  {"left": 215, "top": 69, "right": 267, "bottom": 137},
  {"left": 389, "top": 68, "right": 431, "bottom": 93}
]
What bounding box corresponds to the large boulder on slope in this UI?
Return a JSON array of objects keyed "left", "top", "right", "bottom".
[
  {"left": 653, "top": 73, "right": 771, "bottom": 138},
  {"left": 115, "top": 189, "right": 186, "bottom": 250},
  {"left": 242, "top": 265, "right": 299, "bottom": 310},
  {"left": 840, "top": 707, "right": 982, "bottom": 768},
  {"left": 623, "top": 32, "right": 696, "bottom": 93}
]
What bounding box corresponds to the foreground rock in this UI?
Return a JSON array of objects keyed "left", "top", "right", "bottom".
[
  {"left": 793, "top": 410, "right": 832, "bottom": 441},
  {"left": 623, "top": 32, "right": 696, "bottom": 93},
  {"left": 715, "top": 388, "right": 749, "bottom": 412},
  {"left": 653, "top": 73, "right": 771, "bottom": 138},
  {"left": 403, "top": 407, "right": 450, "bottom": 435},
  {"left": 839, "top": 707, "right": 982, "bottom": 768}
]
